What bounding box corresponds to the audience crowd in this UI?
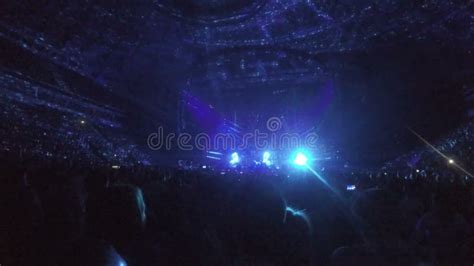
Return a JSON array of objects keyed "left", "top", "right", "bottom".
[{"left": 1, "top": 122, "right": 474, "bottom": 265}]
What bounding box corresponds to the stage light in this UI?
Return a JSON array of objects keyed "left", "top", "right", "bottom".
[
  {"left": 448, "top": 159, "right": 454, "bottom": 164},
  {"left": 293, "top": 152, "right": 308, "bottom": 166},
  {"left": 80, "top": 120, "right": 85, "bottom": 124},
  {"left": 230, "top": 152, "right": 240, "bottom": 165},
  {"left": 262, "top": 151, "right": 271, "bottom": 166},
  {"left": 263, "top": 151, "right": 270, "bottom": 161}
]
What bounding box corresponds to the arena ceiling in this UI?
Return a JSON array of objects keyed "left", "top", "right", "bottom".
[{"left": 1, "top": 0, "right": 473, "bottom": 163}]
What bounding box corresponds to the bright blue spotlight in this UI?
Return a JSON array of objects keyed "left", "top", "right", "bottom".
[
  {"left": 229, "top": 152, "right": 240, "bottom": 165},
  {"left": 293, "top": 152, "right": 308, "bottom": 166},
  {"left": 262, "top": 151, "right": 271, "bottom": 166}
]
